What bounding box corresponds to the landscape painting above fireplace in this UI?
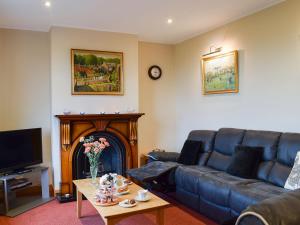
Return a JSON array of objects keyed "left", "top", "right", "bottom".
[{"left": 71, "top": 49, "right": 124, "bottom": 95}]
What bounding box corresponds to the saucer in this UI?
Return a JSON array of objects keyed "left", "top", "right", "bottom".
[
  {"left": 116, "top": 190, "right": 130, "bottom": 196},
  {"left": 134, "top": 195, "right": 151, "bottom": 202},
  {"left": 119, "top": 200, "right": 137, "bottom": 208}
]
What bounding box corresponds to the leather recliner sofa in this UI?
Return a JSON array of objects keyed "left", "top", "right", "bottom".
[{"left": 151, "top": 128, "right": 300, "bottom": 224}]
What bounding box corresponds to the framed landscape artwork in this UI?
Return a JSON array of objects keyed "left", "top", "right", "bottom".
[
  {"left": 202, "top": 50, "right": 238, "bottom": 95},
  {"left": 71, "top": 49, "right": 124, "bottom": 95}
]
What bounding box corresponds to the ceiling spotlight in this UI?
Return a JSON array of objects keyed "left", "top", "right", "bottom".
[
  {"left": 45, "top": 1, "right": 51, "bottom": 7},
  {"left": 167, "top": 18, "right": 173, "bottom": 24}
]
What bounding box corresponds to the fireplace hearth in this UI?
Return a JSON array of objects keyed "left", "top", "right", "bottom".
[{"left": 55, "top": 113, "right": 144, "bottom": 196}]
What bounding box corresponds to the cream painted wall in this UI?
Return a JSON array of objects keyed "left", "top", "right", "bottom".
[
  {"left": 50, "top": 27, "right": 139, "bottom": 189},
  {"left": 174, "top": 0, "right": 300, "bottom": 148},
  {"left": 138, "top": 42, "right": 177, "bottom": 156},
  {"left": 0, "top": 29, "right": 52, "bottom": 179}
]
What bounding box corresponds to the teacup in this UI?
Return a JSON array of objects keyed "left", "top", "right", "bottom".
[{"left": 137, "top": 189, "right": 148, "bottom": 200}]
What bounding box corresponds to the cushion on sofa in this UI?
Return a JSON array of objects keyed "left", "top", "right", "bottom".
[
  {"left": 229, "top": 182, "right": 287, "bottom": 213},
  {"left": 227, "top": 145, "right": 263, "bottom": 179},
  {"left": 284, "top": 151, "right": 300, "bottom": 190},
  {"left": 241, "top": 130, "right": 281, "bottom": 181},
  {"left": 187, "top": 130, "right": 217, "bottom": 166},
  {"left": 177, "top": 140, "right": 203, "bottom": 165},
  {"left": 268, "top": 133, "right": 300, "bottom": 187},
  {"left": 207, "top": 128, "right": 245, "bottom": 171}
]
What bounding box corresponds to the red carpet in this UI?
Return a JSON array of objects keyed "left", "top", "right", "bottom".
[{"left": 0, "top": 199, "right": 217, "bottom": 225}]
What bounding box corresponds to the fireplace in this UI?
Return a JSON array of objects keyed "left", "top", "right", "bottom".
[
  {"left": 55, "top": 113, "right": 144, "bottom": 196},
  {"left": 72, "top": 131, "right": 126, "bottom": 180}
]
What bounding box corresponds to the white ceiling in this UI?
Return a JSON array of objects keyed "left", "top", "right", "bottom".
[{"left": 0, "top": 0, "right": 284, "bottom": 44}]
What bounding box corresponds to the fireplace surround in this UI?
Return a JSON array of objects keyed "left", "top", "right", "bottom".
[{"left": 55, "top": 113, "right": 144, "bottom": 195}]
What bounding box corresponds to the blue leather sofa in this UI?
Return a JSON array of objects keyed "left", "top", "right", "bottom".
[{"left": 150, "top": 128, "right": 300, "bottom": 224}]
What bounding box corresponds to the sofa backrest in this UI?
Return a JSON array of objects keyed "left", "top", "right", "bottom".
[
  {"left": 187, "top": 128, "right": 300, "bottom": 187},
  {"left": 268, "top": 133, "right": 300, "bottom": 187},
  {"left": 206, "top": 128, "right": 245, "bottom": 171},
  {"left": 241, "top": 130, "right": 281, "bottom": 181},
  {"left": 187, "top": 130, "right": 216, "bottom": 166}
]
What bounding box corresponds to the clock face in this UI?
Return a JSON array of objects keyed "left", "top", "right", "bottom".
[{"left": 148, "top": 65, "right": 162, "bottom": 80}]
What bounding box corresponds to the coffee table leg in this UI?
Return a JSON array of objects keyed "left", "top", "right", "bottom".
[
  {"left": 156, "top": 208, "right": 164, "bottom": 225},
  {"left": 77, "top": 189, "right": 82, "bottom": 218}
]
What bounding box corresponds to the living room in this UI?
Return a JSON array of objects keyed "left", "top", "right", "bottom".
[{"left": 0, "top": 0, "right": 300, "bottom": 224}]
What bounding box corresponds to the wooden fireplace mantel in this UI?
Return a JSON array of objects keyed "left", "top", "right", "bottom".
[{"left": 55, "top": 113, "right": 144, "bottom": 194}]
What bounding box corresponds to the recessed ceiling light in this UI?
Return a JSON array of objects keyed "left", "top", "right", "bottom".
[
  {"left": 167, "top": 18, "right": 173, "bottom": 24},
  {"left": 45, "top": 1, "right": 51, "bottom": 7}
]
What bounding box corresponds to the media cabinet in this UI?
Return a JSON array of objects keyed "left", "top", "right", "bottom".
[{"left": 0, "top": 166, "right": 52, "bottom": 217}]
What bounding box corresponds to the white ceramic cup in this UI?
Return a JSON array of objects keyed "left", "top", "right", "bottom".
[{"left": 138, "top": 189, "right": 148, "bottom": 200}]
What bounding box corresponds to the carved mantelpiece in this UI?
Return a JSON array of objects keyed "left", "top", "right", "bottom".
[{"left": 55, "top": 113, "right": 144, "bottom": 195}]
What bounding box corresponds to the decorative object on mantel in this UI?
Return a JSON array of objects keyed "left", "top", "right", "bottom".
[
  {"left": 71, "top": 49, "right": 124, "bottom": 95},
  {"left": 202, "top": 50, "right": 239, "bottom": 95},
  {"left": 80, "top": 136, "right": 110, "bottom": 184},
  {"left": 55, "top": 113, "right": 144, "bottom": 197},
  {"left": 148, "top": 65, "right": 162, "bottom": 80}
]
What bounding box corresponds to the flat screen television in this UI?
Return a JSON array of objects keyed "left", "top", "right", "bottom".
[{"left": 0, "top": 128, "right": 43, "bottom": 173}]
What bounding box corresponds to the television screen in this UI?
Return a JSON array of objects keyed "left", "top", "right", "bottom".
[{"left": 0, "top": 128, "right": 43, "bottom": 173}]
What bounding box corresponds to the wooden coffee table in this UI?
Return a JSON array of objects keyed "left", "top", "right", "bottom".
[{"left": 73, "top": 178, "right": 170, "bottom": 225}]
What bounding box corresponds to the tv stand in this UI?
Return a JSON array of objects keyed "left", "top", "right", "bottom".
[
  {"left": 14, "top": 168, "right": 33, "bottom": 174},
  {"left": 0, "top": 166, "right": 53, "bottom": 217}
]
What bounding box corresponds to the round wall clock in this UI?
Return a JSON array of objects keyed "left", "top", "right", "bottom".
[{"left": 148, "top": 65, "right": 162, "bottom": 80}]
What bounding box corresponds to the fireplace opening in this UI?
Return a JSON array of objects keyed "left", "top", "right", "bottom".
[{"left": 72, "top": 131, "right": 126, "bottom": 181}]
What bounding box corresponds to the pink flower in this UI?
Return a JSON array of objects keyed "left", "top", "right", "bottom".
[
  {"left": 99, "top": 143, "right": 106, "bottom": 149},
  {"left": 84, "top": 147, "right": 91, "bottom": 153},
  {"left": 99, "top": 138, "right": 106, "bottom": 142},
  {"left": 104, "top": 141, "right": 110, "bottom": 147},
  {"left": 94, "top": 148, "right": 100, "bottom": 153}
]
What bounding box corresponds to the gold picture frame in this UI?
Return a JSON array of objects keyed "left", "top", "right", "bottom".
[
  {"left": 202, "top": 50, "right": 239, "bottom": 95},
  {"left": 71, "top": 49, "right": 124, "bottom": 95}
]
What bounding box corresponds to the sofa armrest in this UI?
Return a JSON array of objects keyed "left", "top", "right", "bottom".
[
  {"left": 236, "top": 189, "right": 300, "bottom": 225},
  {"left": 147, "top": 151, "right": 180, "bottom": 163}
]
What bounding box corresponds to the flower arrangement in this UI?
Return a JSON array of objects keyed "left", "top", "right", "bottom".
[{"left": 80, "top": 136, "right": 110, "bottom": 183}]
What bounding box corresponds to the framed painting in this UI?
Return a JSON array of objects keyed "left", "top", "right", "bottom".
[
  {"left": 202, "top": 50, "right": 238, "bottom": 95},
  {"left": 71, "top": 49, "right": 124, "bottom": 95}
]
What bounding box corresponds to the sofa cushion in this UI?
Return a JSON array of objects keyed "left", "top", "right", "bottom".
[
  {"left": 229, "top": 182, "right": 287, "bottom": 213},
  {"left": 177, "top": 140, "right": 203, "bottom": 165},
  {"left": 227, "top": 145, "right": 263, "bottom": 179},
  {"left": 175, "top": 165, "right": 220, "bottom": 194},
  {"left": 268, "top": 133, "right": 300, "bottom": 187},
  {"left": 242, "top": 130, "right": 281, "bottom": 181},
  {"left": 207, "top": 128, "right": 245, "bottom": 171},
  {"left": 197, "top": 172, "right": 256, "bottom": 207}
]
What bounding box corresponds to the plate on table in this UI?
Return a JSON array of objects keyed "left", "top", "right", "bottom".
[
  {"left": 95, "top": 198, "right": 120, "bottom": 207},
  {"left": 134, "top": 195, "right": 151, "bottom": 202},
  {"left": 119, "top": 199, "right": 137, "bottom": 208},
  {"left": 116, "top": 190, "right": 130, "bottom": 196}
]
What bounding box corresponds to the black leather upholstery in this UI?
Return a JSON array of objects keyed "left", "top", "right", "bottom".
[
  {"left": 237, "top": 189, "right": 300, "bottom": 225},
  {"left": 139, "top": 128, "right": 300, "bottom": 224},
  {"left": 207, "top": 128, "right": 245, "bottom": 171},
  {"left": 147, "top": 151, "right": 180, "bottom": 162},
  {"left": 242, "top": 130, "right": 281, "bottom": 181},
  {"left": 268, "top": 133, "right": 300, "bottom": 187},
  {"left": 229, "top": 182, "right": 287, "bottom": 213},
  {"left": 188, "top": 130, "right": 217, "bottom": 166},
  {"left": 187, "top": 130, "right": 217, "bottom": 152}
]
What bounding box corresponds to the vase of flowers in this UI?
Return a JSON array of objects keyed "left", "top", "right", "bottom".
[{"left": 80, "top": 136, "right": 110, "bottom": 184}]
